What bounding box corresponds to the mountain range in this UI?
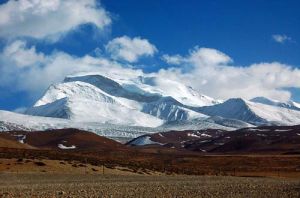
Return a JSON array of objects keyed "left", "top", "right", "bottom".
[{"left": 1, "top": 72, "right": 300, "bottom": 141}]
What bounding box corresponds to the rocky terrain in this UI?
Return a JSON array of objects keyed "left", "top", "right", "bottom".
[
  {"left": 0, "top": 128, "right": 299, "bottom": 178},
  {"left": 128, "top": 125, "right": 300, "bottom": 154}
]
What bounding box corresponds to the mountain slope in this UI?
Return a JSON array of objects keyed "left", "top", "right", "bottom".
[
  {"left": 127, "top": 125, "right": 300, "bottom": 154},
  {"left": 3, "top": 128, "right": 125, "bottom": 151},
  {"left": 142, "top": 96, "right": 207, "bottom": 121}
]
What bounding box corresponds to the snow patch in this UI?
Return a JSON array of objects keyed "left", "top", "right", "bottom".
[
  {"left": 199, "top": 133, "right": 212, "bottom": 137},
  {"left": 187, "top": 133, "right": 201, "bottom": 138},
  {"left": 275, "top": 129, "right": 293, "bottom": 132},
  {"left": 13, "top": 134, "right": 26, "bottom": 144},
  {"left": 247, "top": 128, "right": 270, "bottom": 132},
  {"left": 200, "top": 140, "right": 211, "bottom": 143},
  {"left": 158, "top": 133, "right": 164, "bottom": 137},
  {"left": 58, "top": 144, "right": 76, "bottom": 149}
]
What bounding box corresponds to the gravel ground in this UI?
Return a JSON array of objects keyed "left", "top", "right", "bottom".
[{"left": 0, "top": 173, "right": 299, "bottom": 198}]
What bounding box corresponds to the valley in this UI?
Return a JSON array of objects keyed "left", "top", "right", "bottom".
[
  {"left": 0, "top": 127, "right": 300, "bottom": 197},
  {"left": 0, "top": 128, "right": 300, "bottom": 177},
  {"left": 1, "top": 0, "right": 299, "bottom": 197},
  {"left": 1, "top": 73, "right": 300, "bottom": 197}
]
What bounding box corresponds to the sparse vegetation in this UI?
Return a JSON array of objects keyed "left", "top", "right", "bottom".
[
  {"left": 0, "top": 129, "right": 299, "bottom": 197},
  {"left": 0, "top": 173, "right": 299, "bottom": 197}
]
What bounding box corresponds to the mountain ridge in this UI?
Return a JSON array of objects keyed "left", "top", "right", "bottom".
[
  {"left": 0, "top": 72, "right": 299, "bottom": 140},
  {"left": 25, "top": 73, "right": 300, "bottom": 127}
]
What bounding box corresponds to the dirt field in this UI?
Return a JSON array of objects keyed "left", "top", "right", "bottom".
[
  {"left": 1, "top": 127, "right": 300, "bottom": 197},
  {"left": 0, "top": 173, "right": 299, "bottom": 198},
  {"left": 0, "top": 158, "right": 299, "bottom": 197}
]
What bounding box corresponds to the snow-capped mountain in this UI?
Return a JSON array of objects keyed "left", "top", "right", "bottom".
[
  {"left": 26, "top": 81, "right": 163, "bottom": 127},
  {"left": 25, "top": 73, "right": 300, "bottom": 127},
  {"left": 1, "top": 72, "right": 300, "bottom": 141},
  {"left": 26, "top": 73, "right": 214, "bottom": 127},
  {"left": 199, "top": 98, "right": 300, "bottom": 125}
]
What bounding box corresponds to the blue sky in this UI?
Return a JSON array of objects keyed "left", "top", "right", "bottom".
[
  {"left": 104, "top": 0, "right": 300, "bottom": 66},
  {"left": 0, "top": 0, "right": 300, "bottom": 111}
]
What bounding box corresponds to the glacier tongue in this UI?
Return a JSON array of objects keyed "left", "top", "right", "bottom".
[
  {"left": 0, "top": 110, "right": 240, "bottom": 142},
  {"left": 0, "top": 110, "right": 161, "bottom": 141}
]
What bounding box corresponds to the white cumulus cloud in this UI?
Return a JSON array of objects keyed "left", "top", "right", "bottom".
[
  {"left": 2, "top": 40, "right": 45, "bottom": 68},
  {"left": 1, "top": 40, "right": 299, "bottom": 104},
  {"left": 272, "top": 34, "right": 292, "bottom": 44},
  {"left": 0, "top": 0, "right": 111, "bottom": 40},
  {"left": 162, "top": 47, "right": 232, "bottom": 68},
  {"left": 160, "top": 47, "right": 300, "bottom": 102},
  {"left": 0, "top": 40, "right": 140, "bottom": 96},
  {"left": 105, "top": 36, "right": 158, "bottom": 63}
]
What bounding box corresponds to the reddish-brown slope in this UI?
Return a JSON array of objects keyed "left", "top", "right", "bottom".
[
  {"left": 0, "top": 129, "right": 125, "bottom": 151},
  {"left": 0, "top": 133, "right": 34, "bottom": 149}
]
